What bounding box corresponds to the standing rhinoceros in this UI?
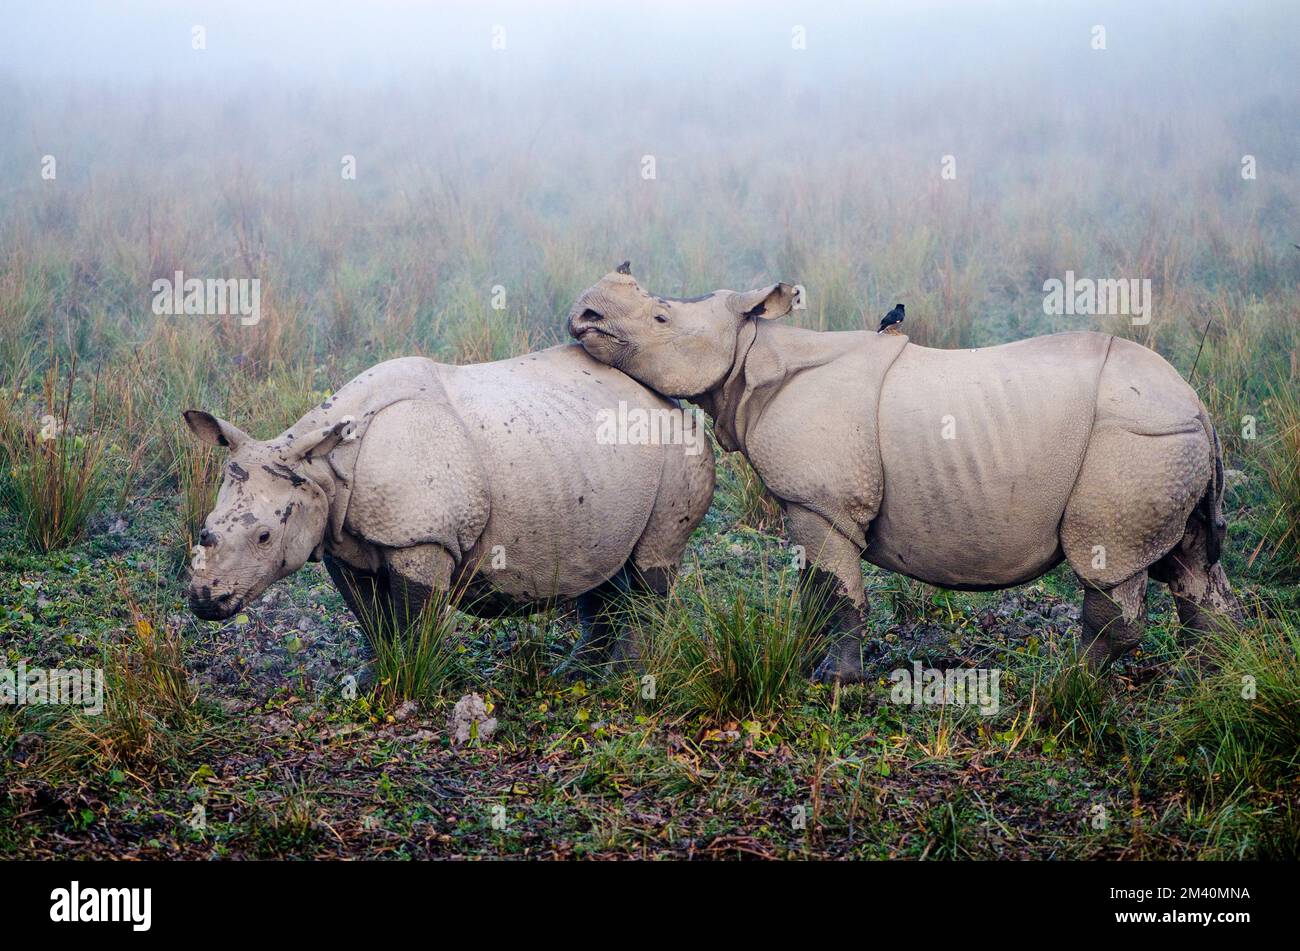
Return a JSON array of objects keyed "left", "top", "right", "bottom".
[
  {"left": 567, "top": 265, "right": 1238, "bottom": 682},
  {"left": 183, "top": 348, "right": 715, "bottom": 672}
]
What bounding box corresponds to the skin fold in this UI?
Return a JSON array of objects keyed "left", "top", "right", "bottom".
[
  {"left": 183, "top": 348, "right": 715, "bottom": 674},
  {"left": 568, "top": 266, "right": 1239, "bottom": 683}
]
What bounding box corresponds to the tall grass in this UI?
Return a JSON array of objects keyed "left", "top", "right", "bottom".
[
  {"left": 1259, "top": 384, "right": 1300, "bottom": 576},
  {"left": 1171, "top": 602, "right": 1300, "bottom": 797},
  {"left": 0, "top": 357, "right": 110, "bottom": 551},
  {"left": 643, "top": 569, "right": 830, "bottom": 723},
  {"left": 717, "top": 453, "right": 782, "bottom": 533},
  {"left": 355, "top": 586, "right": 467, "bottom": 711},
  {"left": 168, "top": 431, "right": 222, "bottom": 572}
]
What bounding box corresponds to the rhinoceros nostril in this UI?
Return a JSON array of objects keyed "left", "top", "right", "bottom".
[{"left": 199, "top": 529, "right": 217, "bottom": 548}]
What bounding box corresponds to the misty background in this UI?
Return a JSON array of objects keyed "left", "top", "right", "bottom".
[{"left": 0, "top": 1, "right": 1296, "bottom": 370}]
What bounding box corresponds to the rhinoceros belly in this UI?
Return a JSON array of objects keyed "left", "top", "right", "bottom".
[
  {"left": 866, "top": 333, "right": 1110, "bottom": 588},
  {"left": 447, "top": 345, "right": 677, "bottom": 601}
]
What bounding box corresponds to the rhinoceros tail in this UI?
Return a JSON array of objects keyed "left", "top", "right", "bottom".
[{"left": 1197, "top": 417, "right": 1226, "bottom": 565}]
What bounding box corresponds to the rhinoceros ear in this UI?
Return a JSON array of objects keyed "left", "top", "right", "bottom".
[
  {"left": 183, "top": 410, "right": 250, "bottom": 451},
  {"left": 727, "top": 283, "right": 797, "bottom": 321},
  {"left": 291, "top": 416, "right": 358, "bottom": 462}
]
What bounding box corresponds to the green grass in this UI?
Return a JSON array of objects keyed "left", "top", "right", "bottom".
[
  {"left": 17, "top": 573, "right": 202, "bottom": 790},
  {"left": 1258, "top": 384, "right": 1300, "bottom": 576},
  {"left": 1170, "top": 600, "right": 1300, "bottom": 797},
  {"left": 1, "top": 40, "right": 1299, "bottom": 858},
  {"left": 716, "top": 452, "right": 783, "bottom": 534},
  {"left": 643, "top": 567, "right": 830, "bottom": 723},
  {"left": 167, "top": 432, "right": 220, "bottom": 573},
  {"left": 0, "top": 358, "right": 111, "bottom": 552},
  {"left": 360, "top": 586, "right": 467, "bottom": 714},
  {"left": 1034, "top": 654, "right": 1125, "bottom": 756}
]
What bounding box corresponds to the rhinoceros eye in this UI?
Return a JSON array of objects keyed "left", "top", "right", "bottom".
[
  {"left": 258, "top": 530, "right": 271, "bottom": 544},
  {"left": 654, "top": 314, "right": 668, "bottom": 324}
]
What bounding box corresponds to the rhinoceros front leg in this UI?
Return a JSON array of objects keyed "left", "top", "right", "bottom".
[
  {"left": 383, "top": 544, "right": 456, "bottom": 632},
  {"left": 786, "top": 505, "right": 880, "bottom": 685},
  {"left": 1078, "top": 570, "right": 1148, "bottom": 668},
  {"left": 324, "top": 555, "right": 394, "bottom": 648}
]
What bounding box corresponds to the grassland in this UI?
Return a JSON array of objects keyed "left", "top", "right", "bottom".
[{"left": 1, "top": 48, "right": 1298, "bottom": 859}]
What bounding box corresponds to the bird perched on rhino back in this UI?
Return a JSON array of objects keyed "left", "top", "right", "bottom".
[{"left": 877, "top": 303, "right": 905, "bottom": 334}]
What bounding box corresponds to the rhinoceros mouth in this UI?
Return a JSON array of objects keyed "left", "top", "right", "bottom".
[
  {"left": 189, "top": 590, "right": 243, "bottom": 621},
  {"left": 575, "top": 326, "right": 623, "bottom": 344}
]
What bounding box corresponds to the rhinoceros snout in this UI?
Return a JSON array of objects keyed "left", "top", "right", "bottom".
[{"left": 188, "top": 586, "right": 239, "bottom": 621}]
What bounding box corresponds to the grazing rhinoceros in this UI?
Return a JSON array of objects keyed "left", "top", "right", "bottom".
[
  {"left": 567, "top": 265, "right": 1238, "bottom": 682},
  {"left": 183, "top": 348, "right": 715, "bottom": 672}
]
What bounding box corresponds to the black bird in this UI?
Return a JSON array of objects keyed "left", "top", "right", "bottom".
[{"left": 877, "top": 303, "right": 905, "bottom": 334}]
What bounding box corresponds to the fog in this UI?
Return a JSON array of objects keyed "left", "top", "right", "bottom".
[{"left": 1, "top": 1, "right": 1296, "bottom": 354}]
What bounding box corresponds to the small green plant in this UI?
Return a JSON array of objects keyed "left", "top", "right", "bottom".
[
  {"left": 644, "top": 568, "right": 830, "bottom": 722},
  {"left": 917, "top": 795, "right": 976, "bottom": 860},
  {"left": 248, "top": 776, "right": 325, "bottom": 856}
]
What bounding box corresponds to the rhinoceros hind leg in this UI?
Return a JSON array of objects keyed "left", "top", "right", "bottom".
[
  {"left": 1078, "top": 570, "right": 1148, "bottom": 668},
  {"left": 1150, "top": 516, "right": 1241, "bottom": 641},
  {"left": 557, "top": 562, "right": 673, "bottom": 680},
  {"left": 785, "top": 505, "right": 881, "bottom": 685}
]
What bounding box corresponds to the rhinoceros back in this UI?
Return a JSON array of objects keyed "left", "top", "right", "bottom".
[
  {"left": 435, "top": 345, "right": 689, "bottom": 601},
  {"left": 868, "top": 332, "right": 1110, "bottom": 587}
]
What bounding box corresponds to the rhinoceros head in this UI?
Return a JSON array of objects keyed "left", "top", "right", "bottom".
[
  {"left": 181, "top": 409, "right": 353, "bottom": 620},
  {"left": 567, "top": 262, "right": 797, "bottom": 397}
]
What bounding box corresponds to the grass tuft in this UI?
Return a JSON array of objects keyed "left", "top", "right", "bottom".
[
  {"left": 0, "top": 357, "right": 110, "bottom": 552},
  {"left": 643, "top": 568, "right": 829, "bottom": 723},
  {"left": 359, "top": 587, "right": 467, "bottom": 711},
  {"left": 1033, "top": 653, "right": 1122, "bottom": 755},
  {"left": 27, "top": 574, "right": 198, "bottom": 784},
  {"left": 1171, "top": 601, "right": 1300, "bottom": 796}
]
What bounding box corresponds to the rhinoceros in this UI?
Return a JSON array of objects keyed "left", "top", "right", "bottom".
[
  {"left": 567, "top": 265, "right": 1238, "bottom": 682},
  {"left": 183, "top": 349, "right": 715, "bottom": 671}
]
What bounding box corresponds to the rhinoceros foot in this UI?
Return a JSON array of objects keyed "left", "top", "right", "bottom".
[
  {"left": 554, "top": 629, "right": 643, "bottom": 683},
  {"left": 812, "top": 636, "right": 887, "bottom": 685}
]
